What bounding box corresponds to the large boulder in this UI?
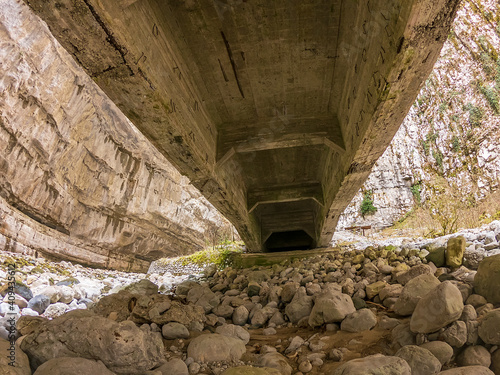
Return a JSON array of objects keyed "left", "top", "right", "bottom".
[
  {"left": 478, "top": 309, "right": 500, "bottom": 345},
  {"left": 20, "top": 310, "right": 164, "bottom": 374},
  {"left": 33, "top": 357, "right": 116, "bottom": 375},
  {"left": 340, "top": 309, "right": 377, "bottom": 332},
  {"left": 256, "top": 352, "right": 292, "bottom": 375},
  {"left": 474, "top": 254, "right": 500, "bottom": 304},
  {"left": 393, "top": 274, "right": 441, "bottom": 316},
  {"left": 395, "top": 345, "right": 442, "bottom": 375},
  {"left": 0, "top": 338, "right": 31, "bottom": 375},
  {"left": 221, "top": 367, "right": 281, "bottom": 375},
  {"left": 419, "top": 341, "right": 453, "bottom": 366},
  {"left": 123, "top": 279, "right": 158, "bottom": 295},
  {"left": 186, "top": 285, "right": 220, "bottom": 313},
  {"left": 410, "top": 281, "right": 464, "bottom": 334},
  {"left": 152, "top": 358, "right": 189, "bottom": 375},
  {"left": 308, "top": 291, "right": 355, "bottom": 327},
  {"left": 187, "top": 333, "right": 246, "bottom": 363},
  {"left": 333, "top": 354, "right": 411, "bottom": 375},
  {"left": 446, "top": 236, "right": 465, "bottom": 268},
  {"left": 437, "top": 366, "right": 494, "bottom": 375}
]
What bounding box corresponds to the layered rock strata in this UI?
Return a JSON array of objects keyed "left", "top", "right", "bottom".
[{"left": 0, "top": 0, "right": 228, "bottom": 272}]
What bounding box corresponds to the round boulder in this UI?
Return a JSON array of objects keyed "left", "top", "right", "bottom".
[
  {"left": 333, "top": 354, "right": 411, "bottom": 375},
  {"left": 478, "top": 309, "right": 500, "bottom": 345},
  {"left": 33, "top": 357, "right": 115, "bottom": 375},
  {"left": 474, "top": 254, "right": 500, "bottom": 304},
  {"left": 410, "top": 281, "right": 464, "bottom": 334},
  {"left": 395, "top": 345, "right": 441, "bottom": 375},
  {"left": 187, "top": 333, "right": 246, "bottom": 363}
]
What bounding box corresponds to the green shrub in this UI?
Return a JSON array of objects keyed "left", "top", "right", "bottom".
[
  {"left": 479, "top": 84, "right": 500, "bottom": 114},
  {"left": 421, "top": 140, "right": 430, "bottom": 155},
  {"left": 452, "top": 136, "right": 461, "bottom": 152},
  {"left": 464, "top": 103, "right": 484, "bottom": 127},
  {"left": 360, "top": 190, "right": 377, "bottom": 216},
  {"left": 432, "top": 149, "right": 444, "bottom": 169}
]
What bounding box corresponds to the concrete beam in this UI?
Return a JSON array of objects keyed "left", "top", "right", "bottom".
[{"left": 24, "top": 0, "right": 461, "bottom": 252}]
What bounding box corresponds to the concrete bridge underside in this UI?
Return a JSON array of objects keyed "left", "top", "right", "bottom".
[{"left": 25, "top": 0, "right": 460, "bottom": 252}]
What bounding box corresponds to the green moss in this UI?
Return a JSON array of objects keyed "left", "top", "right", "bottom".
[{"left": 479, "top": 84, "right": 500, "bottom": 114}]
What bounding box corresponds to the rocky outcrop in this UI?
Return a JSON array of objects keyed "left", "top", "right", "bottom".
[
  {"left": 337, "top": 0, "right": 500, "bottom": 230},
  {"left": 0, "top": 0, "right": 229, "bottom": 272}
]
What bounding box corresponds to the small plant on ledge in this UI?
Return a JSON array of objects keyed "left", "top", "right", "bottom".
[{"left": 360, "top": 190, "right": 378, "bottom": 217}]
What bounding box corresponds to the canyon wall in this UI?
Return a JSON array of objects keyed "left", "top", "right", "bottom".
[
  {"left": 0, "top": 0, "right": 229, "bottom": 272},
  {"left": 337, "top": 0, "right": 500, "bottom": 231}
]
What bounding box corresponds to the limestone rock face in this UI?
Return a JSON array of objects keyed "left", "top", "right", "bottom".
[
  {"left": 0, "top": 0, "right": 229, "bottom": 272},
  {"left": 20, "top": 310, "right": 164, "bottom": 374}
]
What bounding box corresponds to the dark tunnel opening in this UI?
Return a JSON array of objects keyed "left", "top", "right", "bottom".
[{"left": 263, "top": 230, "right": 315, "bottom": 252}]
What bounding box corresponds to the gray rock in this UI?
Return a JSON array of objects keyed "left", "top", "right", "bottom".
[
  {"left": 440, "top": 321, "right": 467, "bottom": 348},
  {"left": 378, "top": 316, "right": 401, "bottom": 330},
  {"left": 33, "top": 357, "right": 116, "bottom": 375},
  {"left": 280, "top": 283, "right": 299, "bottom": 303},
  {"left": 410, "top": 281, "right": 464, "bottom": 334},
  {"left": 340, "top": 309, "right": 377, "bottom": 332},
  {"left": 162, "top": 322, "right": 189, "bottom": 339},
  {"left": 474, "top": 254, "right": 500, "bottom": 304},
  {"left": 27, "top": 295, "right": 51, "bottom": 315},
  {"left": 333, "top": 354, "right": 411, "bottom": 375},
  {"left": 437, "top": 366, "right": 494, "bottom": 375},
  {"left": 379, "top": 284, "right": 403, "bottom": 301},
  {"left": 221, "top": 366, "right": 281, "bottom": 375},
  {"left": 458, "top": 345, "right": 491, "bottom": 367},
  {"left": 308, "top": 291, "right": 355, "bottom": 327},
  {"left": 396, "top": 264, "right": 433, "bottom": 285},
  {"left": 392, "top": 322, "right": 416, "bottom": 348},
  {"left": 232, "top": 305, "right": 249, "bottom": 326},
  {"left": 186, "top": 285, "right": 220, "bottom": 314},
  {"left": 43, "top": 302, "right": 69, "bottom": 318},
  {"left": 20, "top": 310, "right": 164, "bottom": 374},
  {"left": 153, "top": 358, "right": 189, "bottom": 375},
  {"left": 395, "top": 345, "right": 442, "bottom": 375},
  {"left": 394, "top": 274, "right": 441, "bottom": 316},
  {"left": 285, "top": 336, "right": 305, "bottom": 354},
  {"left": 491, "top": 349, "right": 500, "bottom": 375},
  {"left": 256, "top": 352, "right": 292, "bottom": 375},
  {"left": 460, "top": 304, "right": 477, "bottom": 321},
  {"left": 284, "top": 288, "right": 313, "bottom": 324},
  {"left": 420, "top": 341, "right": 453, "bottom": 366},
  {"left": 466, "top": 294, "right": 488, "bottom": 308},
  {"left": 216, "top": 324, "right": 250, "bottom": 344},
  {"left": 251, "top": 306, "right": 278, "bottom": 327},
  {"left": 186, "top": 333, "right": 246, "bottom": 363},
  {"left": 124, "top": 279, "right": 158, "bottom": 295},
  {"left": 478, "top": 309, "right": 500, "bottom": 345}
]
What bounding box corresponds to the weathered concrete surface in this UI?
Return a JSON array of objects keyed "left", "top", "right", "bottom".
[
  {"left": 0, "top": 0, "right": 229, "bottom": 272},
  {"left": 25, "top": 0, "right": 460, "bottom": 252}
]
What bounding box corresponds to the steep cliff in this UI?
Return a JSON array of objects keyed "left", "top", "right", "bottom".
[
  {"left": 338, "top": 0, "right": 500, "bottom": 232},
  {"left": 0, "top": 0, "right": 230, "bottom": 272}
]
